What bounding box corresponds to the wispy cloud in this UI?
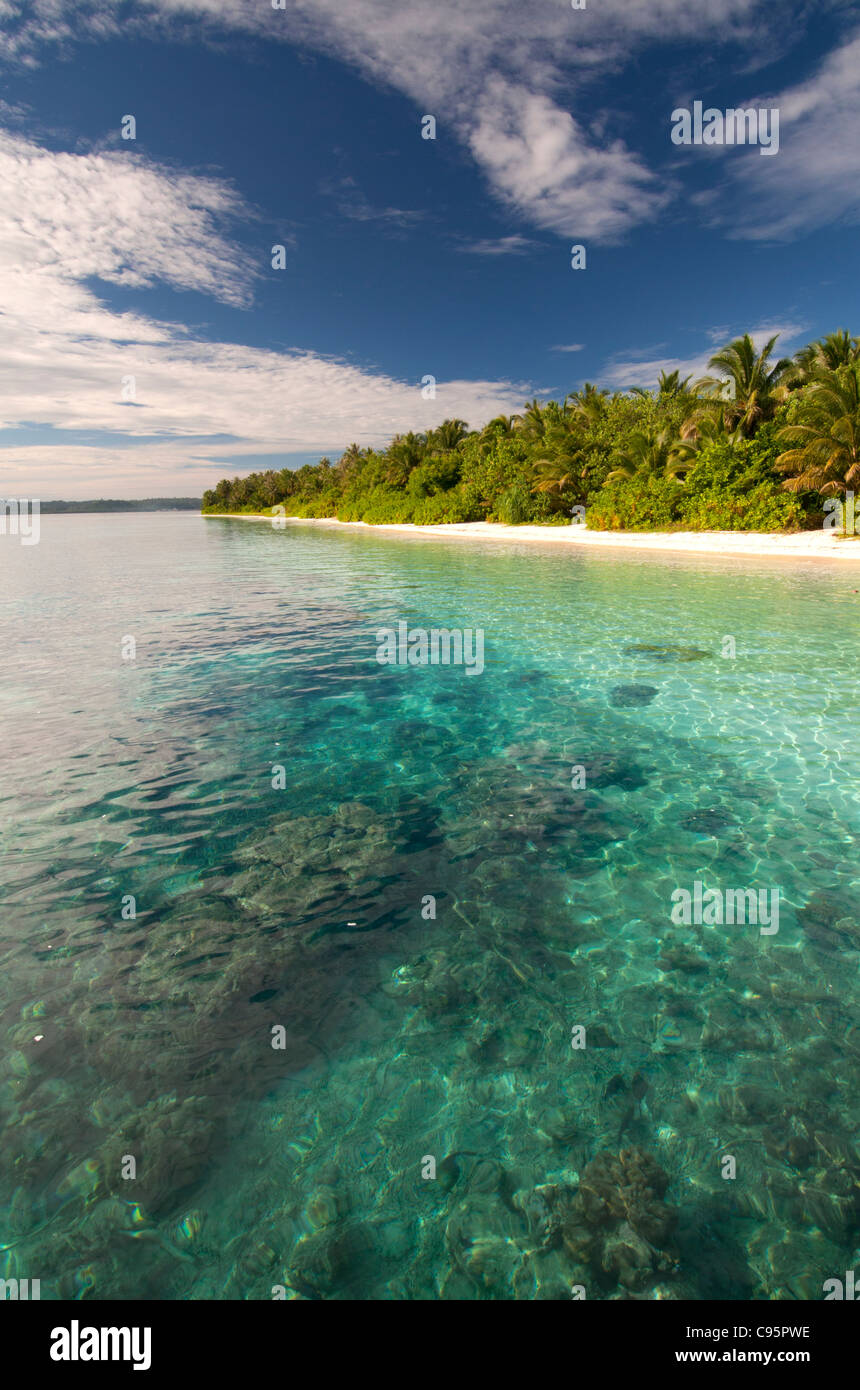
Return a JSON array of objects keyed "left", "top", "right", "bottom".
[
  {"left": 465, "top": 78, "right": 668, "bottom": 240},
  {"left": 0, "top": 0, "right": 781, "bottom": 243},
  {"left": 0, "top": 132, "right": 530, "bottom": 492},
  {"left": 696, "top": 30, "right": 860, "bottom": 240},
  {"left": 0, "top": 98, "right": 28, "bottom": 122},
  {"left": 601, "top": 321, "right": 807, "bottom": 389},
  {"left": 456, "top": 234, "right": 538, "bottom": 255},
  {"left": 550, "top": 343, "right": 585, "bottom": 353},
  {"left": 0, "top": 131, "right": 253, "bottom": 308},
  {"left": 321, "top": 175, "right": 426, "bottom": 228}
]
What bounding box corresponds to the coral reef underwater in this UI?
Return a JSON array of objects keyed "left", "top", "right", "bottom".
[{"left": 2, "top": 526, "right": 859, "bottom": 1301}]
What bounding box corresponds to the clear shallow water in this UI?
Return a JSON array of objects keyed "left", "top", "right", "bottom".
[{"left": 1, "top": 513, "right": 859, "bottom": 1300}]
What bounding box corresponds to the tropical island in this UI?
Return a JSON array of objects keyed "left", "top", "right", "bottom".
[
  {"left": 203, "top": 332, "right": 860, "bottom": 541},
  {"left": 41, "top": 497, "right": 201, "bottom": 513}
]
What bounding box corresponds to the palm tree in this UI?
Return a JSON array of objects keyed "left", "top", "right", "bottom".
[
  {"left": 657, "top": 369, "right": 692, "bottom": 397},
  {"left": 516, "top": 399, "right": 549, "bottom": 440},
  {"left": 336, "top": 442, "right": 364, "bottom": 478},
  {"left": 384, "top": 431, "right": 427, "bottom": 485},
  {"left": 480, "top": 414, "right": 520, "bottom": 443},
  {"left": 543, "top": 400, "right": 569, "bottom": 428},
  {"left": 775, "top": 365, "right": 860, "bottom": 527},
  {"left": 527, "top": 386, "right": 611, "bottom": 496},
  {"left": 428, "top": 418, "right": 470, "bottom": 452},
  {"left": 787, "top": 330, "right": 860, "bottom": 389},
  {"left": 606, "top": 427, "right": 675, "bottom": 482},
  {"left": 476, "top": 414, "right": 522, "bottom": 457},
  {"left": 666, "top": 413, "right": 741, "bottom": 479},
  {"left": 531, "top": 456, "right": 583, "bottom": 495},
  {"left": 803, "top": 329, "right": 860, "bottom": 372},
  {"left": 564, "top": 383, "right": 610, "bottom": 426},
  {"left": 693, "top": 334, "right": 791, "bottom": 437}
]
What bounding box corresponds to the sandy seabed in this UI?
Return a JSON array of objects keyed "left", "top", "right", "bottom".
[{"left": 205, "top": 513, "right": 860, "bottom": 562}]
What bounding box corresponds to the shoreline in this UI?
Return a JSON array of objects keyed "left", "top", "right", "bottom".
[{"left": 202, "top": 513, "right": 860, "bottom": 562}]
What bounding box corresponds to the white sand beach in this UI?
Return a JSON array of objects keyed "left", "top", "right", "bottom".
[{"left": 205, "top": 514, "right": 860, "bottom": 562}]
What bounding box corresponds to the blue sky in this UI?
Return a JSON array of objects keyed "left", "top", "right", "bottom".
[{"left": 1, "top": 0, "right": 859, "bottom": 497}]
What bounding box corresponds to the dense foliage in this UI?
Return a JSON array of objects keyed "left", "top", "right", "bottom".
[
  {"left": 42, "top": 498, "right": 201, "bottom": 513},
  {"left": 203, "top": 332, "right": 860, "bottom": 532}
]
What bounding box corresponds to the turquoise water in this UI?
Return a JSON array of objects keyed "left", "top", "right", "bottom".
[{"left": 1, "top": 513, "right": 859, "bottom": 1300}]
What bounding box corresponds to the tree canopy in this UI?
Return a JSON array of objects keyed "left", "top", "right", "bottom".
[{"left": 203, "top": 330, "right": 859, "bottom": 533}]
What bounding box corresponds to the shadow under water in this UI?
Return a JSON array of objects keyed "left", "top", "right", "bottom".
[{"left": 1, "top": 516, "right": 859, "bottom": 1300}]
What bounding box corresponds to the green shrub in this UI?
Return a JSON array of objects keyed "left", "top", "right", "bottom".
[
  {"left": 587, "top": 428, "right": 808, "bottom": 532},
  {"left": 587, "top": 475, "right": 685, "bottom": 530},
  {"left": 203, "top": 373, "right": 834, "bottom": 530},
  {"left": 411, "top": 488, "right": 479, "bottom": 523},
  {"left": 677, "top": 431, "right": 806, "bottom": 530},
  {"left": 494, "top": 483, "right": 531, "bottom": 524},
  {"left": 459, "top": 437, "right": 532, "bottom": 518},
  {"left": 679, "top": 484, "right": 805, "bottom": 531}
]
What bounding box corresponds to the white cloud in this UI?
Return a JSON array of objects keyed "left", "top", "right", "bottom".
[
  {"left": 601, "top": 321, "right": 806, "bottom": 389},
  {"left": 551, "top": 343, "right": 584, "bottom": 353},
  {"left": 697, "top": 30, "right": 860, "bottom": 239},
  {"left": 466, "top": 79, "right": 667, "bottom": 240},
  {"left": 8, "top": 3, "right": 855, "bottom": 246},
  {"left": 456, "top": 234, "right": 539, "bottom": 255},
  {"left": 0, "top": 133, "right": 531, "bottom": 493},
  {"left": 321, "top": 175, "right": 426, "bottom": 227},
  {"left": 0, "top": 0, "right": 775, "bottom": 242},
  {"left": 0, "top": 2, "right": 848, "bottom": 493},
  {"left": 0, "top": 131, "right": 252, "bottom": 308}
]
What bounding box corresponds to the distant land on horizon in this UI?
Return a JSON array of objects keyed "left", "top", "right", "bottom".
[{"left": 38, "top": 498, "right": 202, "bottom": 513}]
